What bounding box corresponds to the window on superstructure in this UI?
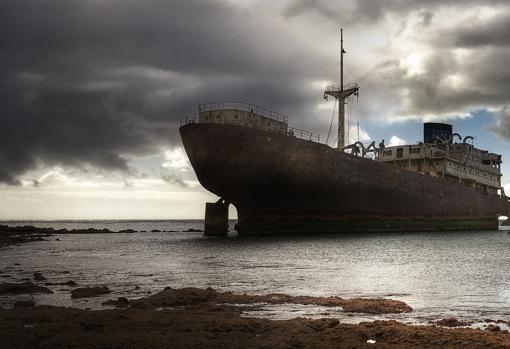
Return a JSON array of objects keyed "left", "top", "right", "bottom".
[{"left": 396, "top": 148, "right": 404, "bottom": 158}]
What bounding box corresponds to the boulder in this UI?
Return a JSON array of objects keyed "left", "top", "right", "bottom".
[
  {"left": 486, "top": 324, "right": 501, "bottom": 332},
  {"left": 118, "top": 229, "right": 135, "bottom": 234},
  {"left": 14, "top": 300, "right": 35, "bottom": 307},
  {"left": 0, "top": 282, "right": 53, "bottom": 295},
  {"left": 71, "top": 286, "right": 110, "bottom": 299},
  {"left": 102, "top": 297, "right": 130, "bottom": 308},
  {"left": 33, "top": 272, "right": 46, "bottom": 281},
  {"left": 435, "top": 317, "right": 468, "bottom": 327}
]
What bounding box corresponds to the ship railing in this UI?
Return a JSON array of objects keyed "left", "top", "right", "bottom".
[
  {"left": 287, "top": 127, "right": 320, "bottom": 143},
  {"left": 325, "top": 83, "right": 359, "bottom": 92},
  {"left": 199, "top": 101, "right": 289, "bottom": 124},
  {"left": 180, "top": 114, "right": 199, "bottom": 126},
  {"left": 180, "top": 112, "right": 322, "bottom": 144}
]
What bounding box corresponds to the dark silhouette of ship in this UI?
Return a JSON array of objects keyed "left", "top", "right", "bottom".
[{"left": 179, "top": 30, "right": 510, "bottom": 235}]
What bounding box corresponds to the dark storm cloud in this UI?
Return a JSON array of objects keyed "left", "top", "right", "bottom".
[
  {"left": 445, "top": 12, "right": 510, "bottom": 48},
  {"left": 357, "top": 47, "right": 510, "bottom": 119},
  {"left": 0, "top": 0, "right": 329, "bottom": 184},
  {"left": 283, "top": 0, "right": 340, "bottom": 20},
  {"left": 283, "top": 0, "right": 508, "bottom": 23}
]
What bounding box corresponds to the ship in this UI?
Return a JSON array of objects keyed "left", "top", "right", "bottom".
[{"left": 179, "top": 30, "right": 510, "bottom": 235}]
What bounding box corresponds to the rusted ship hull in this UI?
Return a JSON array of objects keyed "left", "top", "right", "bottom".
[{"left": 180, "top": 123, "right": 510, "bottom": 234}]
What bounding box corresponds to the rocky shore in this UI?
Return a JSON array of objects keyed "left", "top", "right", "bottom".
[
  {"left": 0, "top": 225, "right": 53, "bottom": 247},
  {"left": 1, "top": 298, "right": 509, "bottom": 348},
  {"left": 0, "top": 225, "right": 203, "bottom": 247},
  {"left": 2, "top": 226, "right": 510, "bottom": 348},
  {"left": 1, "top": 284, "right": 510, "bottom": 348}
]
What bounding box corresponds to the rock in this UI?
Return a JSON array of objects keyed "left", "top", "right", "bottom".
[
  {"left": 134, "top": 286, "right": 141, "bottom": 290},
  {"left": 0, "top": 282, "right": 53, "bottom": 294},
  {"left": 102, "top": 297, "right": 130, "bottom": 308},
  {"left": 71, "top": 286, "right": 110, "bottom": 299},
  {"left": 118, "top": 229, "right": 135, "bottom": 234},
  {"left": 125, "top": 287, "right": 412, "bottom": 315},
  {"left": 14, "top": 263, "right": 20, "bottom": 266},
  {"left": 307, "top": 318, "right": 339, "bottom": 331},
  {"left": 486, "top": 324, "right": 500, "bottom": 332},
  {"left": 33, "top": 272, "right": 46, "bottom": 281},
  {"left": 47, "top": 280, "right": 78, "bottom": 287},
  {"left": 55, "top": 238, "right": 61, "bottom": 241},
  {"left": 435, "top": 317, "right": 468, "bottom": 327},
  {"left": 131, "top": 287, "right": 217, "bottom": 308},
  {"left": 151, "top": 229, "right": 161, "bottom": 232},
  {"left": 183, "top": 228, "right": 203, "bottom": 232},
  {"left": 0, "top": 226, "right": 57, "bottom": 246},
  {"left": 14, "top": 300, "right": 35, "bottom": 307}
]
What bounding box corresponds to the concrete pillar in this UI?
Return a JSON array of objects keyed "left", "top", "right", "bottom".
[{"left": 204, "top": 200, "right": 229, "bottom": 236}]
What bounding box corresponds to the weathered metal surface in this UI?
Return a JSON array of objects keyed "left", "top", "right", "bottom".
[
  {"left": 180, "top": 123, "right": 510, "bottom": 235},
  {"left": 204, "top": 200, "right": 229, "bottom": 236}
]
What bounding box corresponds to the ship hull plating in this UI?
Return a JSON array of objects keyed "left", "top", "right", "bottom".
[{"left": 180, "top": 123, "right": 510, "bottom": 234}]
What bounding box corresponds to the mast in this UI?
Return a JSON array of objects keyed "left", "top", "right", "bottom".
[
  {"left": 324, "top": 28, "right": 359, "bottom": 150},
  {"left": 341, "top": 28, "right": 344, "bottom": 92}
]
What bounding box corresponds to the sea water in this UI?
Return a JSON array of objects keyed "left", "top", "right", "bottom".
[{"left": 1, "top": 220, "right": 510, "bottom": 325}]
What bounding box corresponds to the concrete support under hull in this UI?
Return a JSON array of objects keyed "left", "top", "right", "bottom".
[
  {"left": 204, "top": 200, "right": 229, "bottom": 236},
  {"left": 235, "top": 214, "right": 498, "bottom": 235}
]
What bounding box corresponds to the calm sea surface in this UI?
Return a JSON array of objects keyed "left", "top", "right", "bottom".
[{"left": 1, "top": 220, "right": 510, "bottom": 326}]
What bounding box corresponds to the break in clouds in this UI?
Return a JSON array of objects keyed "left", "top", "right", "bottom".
[{"left": 1, "top": 0, "right": 510, "bottom": 185}]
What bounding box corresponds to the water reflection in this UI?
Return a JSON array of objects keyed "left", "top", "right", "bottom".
[{"left": 1, "top": 222, "right": 509, "bottom": 323}]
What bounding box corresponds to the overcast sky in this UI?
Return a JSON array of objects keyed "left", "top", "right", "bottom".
[{"left": 1, "top": 0, "right": 510, "bottom": 219}]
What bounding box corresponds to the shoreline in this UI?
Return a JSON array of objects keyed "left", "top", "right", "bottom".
[
  {"left": 2, "top": 225, "right": 510, "bottom": 347},
  {"left": 1, "top": 285, "right": 510, "bottom": 348},
  {"left": 0, "top": 225, "right": 203, "bottom": 247}
]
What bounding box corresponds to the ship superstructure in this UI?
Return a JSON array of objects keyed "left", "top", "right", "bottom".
[
  {"left": 179, "top": 30, "right": 510, "bottom": 235},
  {"left": 378, "top": 124, "right": 503, "bottom": 196}
]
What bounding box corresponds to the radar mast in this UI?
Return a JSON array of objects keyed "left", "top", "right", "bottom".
[{"left": 324, "top": 28, "right": 359, "bottom": 149}]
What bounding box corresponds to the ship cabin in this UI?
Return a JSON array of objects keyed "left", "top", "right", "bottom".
[
  {"left": 194, "top": 101, "right": 322, "bottom": 142},
  {"left": 198, "top": 101, "right": 288, "bottom": 134},
  {"left": 377, "top": 123, "right": 503, "bottom": 196}
]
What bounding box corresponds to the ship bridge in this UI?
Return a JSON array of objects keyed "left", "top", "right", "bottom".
[{"left": 376, "top": 123, "right": 504, "bottom": 197}]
